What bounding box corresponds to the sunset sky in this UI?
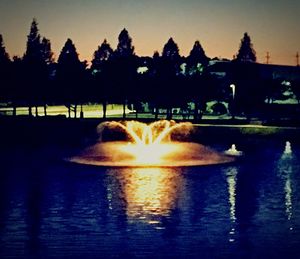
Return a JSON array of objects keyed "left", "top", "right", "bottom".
[{"left": 0, "top": 0, "right": 299, "bottom": 65}]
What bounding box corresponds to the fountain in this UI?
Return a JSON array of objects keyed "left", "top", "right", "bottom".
[
  {"left": 284, "top": 141, "right": 292, "bottom": 155},
  {"left": 69, "top": 120, "right": 236, "bottom": 167},
  {"left": 224, "top": 144, "right": 243, "bottom": 157}
]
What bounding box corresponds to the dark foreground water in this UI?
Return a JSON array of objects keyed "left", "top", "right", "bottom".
[{"left": 0, "top": 141, "right": 300, "bottom": 258}]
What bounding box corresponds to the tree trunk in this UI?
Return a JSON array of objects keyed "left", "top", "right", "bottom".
[
  {"left": 123, "top": 100, "right": 126, "bottom": 119},
  {"left": 103, "top": 100, "right": 107, "bottom": 119},
  {"left": 44, "top": 104, "right": 47, "bottom": 116},
  {"left": 35, "top": 106, "right": 38, "bottom": 117},
  {"left": 68, "top": 105, "right": 71, "bottom": 118},
  {"left": 135, "top": 103, "right": 138, "bottom": 119},
  {"left": 13, "top": 105, "right": 16, "bottom": 117},
  {"left": 155, "top": 106, "right": 158, "bottom": 120},
  {"left": 28, "top": 106, "right": 33, "bottom": 117},
  {"left": 80, "top": 104, "right": 84, "bottom": 119},
  {"left": 166, "top": 107, "right": 172, "bottom": 120},
  {"left": 194, "top": 102, "right": 199, "bottom": 121},
  {"left": 74, "top": 104, "right": 77, "bottom": 118}
]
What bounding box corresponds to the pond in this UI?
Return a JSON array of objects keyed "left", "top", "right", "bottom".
[{"left": 0, "top": 140, "right": 300, "bottom": 258}]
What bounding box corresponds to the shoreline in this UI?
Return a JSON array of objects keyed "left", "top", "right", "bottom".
[{"left": 0, "top": 116, "right": 299, "bottom": 147}]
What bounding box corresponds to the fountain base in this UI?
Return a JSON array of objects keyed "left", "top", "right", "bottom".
[{"left": 69, "top": 141, "right": 236, "bottom": 167}]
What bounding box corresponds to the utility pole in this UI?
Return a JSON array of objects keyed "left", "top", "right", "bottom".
[
  {"left": 296, "top": 52, "right": 299, "bottom": 66},
  {"left": 265, "top": 52, "right": 270, "bottom": 64}
]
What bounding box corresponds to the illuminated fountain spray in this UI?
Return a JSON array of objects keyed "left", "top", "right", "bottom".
[
  {"left": 284, "top": 141, "right": 292, "bottom": 155},
  {"left": 70, "top": 120, "right": 236, "bottom": 167},
  {"left": 225, "top": 144, "right": 243, "bottom": 157}
]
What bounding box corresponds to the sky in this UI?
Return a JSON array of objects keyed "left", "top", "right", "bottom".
[{"left": 0, "top": 0, "right": 299, "bottom": 65}]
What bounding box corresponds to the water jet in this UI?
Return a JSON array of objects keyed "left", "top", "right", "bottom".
[
  {"left": 69, "top": 120, "right": 236, "bottom": 167},
  {"left": 225, "top": 144, "right": 243, "bottom": 157},
  {"left": 284, "top": 141, "right": 292, "bottom": 155}
]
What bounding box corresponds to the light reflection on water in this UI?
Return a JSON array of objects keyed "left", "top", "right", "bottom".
[
  {"left": 224, "top": 166, "right": 238, "bottom": 242},
  {"left": 106, "top": 168, "right": 184, "bottom": 227},
  {"left": 277, "top": 151, "right": 296, "bottom": 230},
  {"left": 0, "top": 143, "right": 300, "bottom": 257}
]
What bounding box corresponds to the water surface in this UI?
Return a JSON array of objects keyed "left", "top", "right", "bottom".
[{"left": 0, "top": 142, "right": 300, "bottom": 258}]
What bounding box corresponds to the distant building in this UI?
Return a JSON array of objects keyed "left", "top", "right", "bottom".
[{"left": 207, "top": 61, "right": 300, "bottom": 82}]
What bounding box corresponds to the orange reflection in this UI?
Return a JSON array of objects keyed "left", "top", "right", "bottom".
[{"left": 110, "top": 168, "right": 183, "bottom": 223}]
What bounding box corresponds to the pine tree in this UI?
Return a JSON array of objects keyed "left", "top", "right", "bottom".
[
  {"left": 57, "top": 38, "right": 86, "bottom": 117},
  {"left": 159, "top": 38, "right": 182, "bottom": 119},
  {"left": 90, "top": 39, "right": 113, "bottom": 118},
  {"left": 58, "top": 39, "right": 81, "bottom": 66},
  {"left": 0, "top": 34, "right": 10, "bottom": 64},
  {"left": 0, "top": 34, "right": 11, "bottom": 103},
  {"left": 41, "top": 37, "right": 54, "bottom": 65},
  {"left": 24, "top": 18, "right": 42, "bottom": 63},
  {"left": 162, "top": 38, "right": 180, "bottom": 61},
  {"left": 23, "top": 19, "right": 53, "bottom": 116},
  {"left": 91, "top": 39, "right": 113, "bottom": 73},
  {"left": 115, "top": 28, "right": 134, "bottom": 58},
  {"left": 236, "top": 32, "right": 256, "bottom": 62},
  {"left": 186, "top": 40, "right": 209, "bottom": 75},
  {"left": 113, "top": 29, "right": 136, "bottom": 118}
]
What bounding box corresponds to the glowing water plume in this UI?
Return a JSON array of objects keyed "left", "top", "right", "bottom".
[
  {"left": 97, "top": 120, "right": 193, "bottom": 145},
  {"left": 284, "top": 141, "right": 292, "bottom": 155},
  {"left": 70, "top": 120, "right": 236, "bottom": 167},
  {"left": 225, "top": 144, "right": 243, "bottom": 157}
]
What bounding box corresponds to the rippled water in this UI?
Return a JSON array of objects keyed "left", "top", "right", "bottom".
[{"left": 0, "top": 142, "right": 300, "bottom": 258}]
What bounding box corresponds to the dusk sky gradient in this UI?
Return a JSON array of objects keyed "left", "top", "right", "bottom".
[{"left": 0, "top": 0, "right": 299, "bottom": 65}]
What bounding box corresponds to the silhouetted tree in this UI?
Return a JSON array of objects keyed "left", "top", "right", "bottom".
[
  {"left": 24, "top": 19, "right": 41, "bottom": 62},
  {"left": 230, "top": 34, "right": 263, "bottom": 117},
  {"left": 157, "top": 38, "right": 182, "bottom": 119},
  {"left": 264, "top": 78, "right": 283, "bottom": 104},
  {"left": 162, "top": 38, "right": 180, "bottom": 61},
  {"left": 10, "top": 56, "right": 24, "bottom": 115},
  {"left": 40, "top": 37, "right": 54, "bottom": 65},
  {"left": 91, "top": 39, "right": 113, "bottom": 72},
  {"left": 112, "top": 29, "right": 137, "bottom": 118},
  {"left": 186, "top": 40, "right": 209, "bottom": 75},
  {"left": 115, "top": 28, "right": 134, "bottom": 58},
  {"left": 23, "top": 18, "right": 51, "bottom": 116},
  {"left": 236, "top": 33, "right": 256, "bottom": 62},
  {"left": 91, "top": 39, "right": 113, "bottom": 118},
  {"left": 0, "top": 35, "right": 10, "bottom": 63},
  {"left": 0, "top": 34, "right": 11, "bottom": 104},
  {"left": 56, "top": 38, "right": 86, "bottom": 117}
]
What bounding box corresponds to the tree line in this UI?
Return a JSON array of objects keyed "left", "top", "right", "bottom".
[{"left": 0, "top": 19, "right": 298, "bottom": 120}]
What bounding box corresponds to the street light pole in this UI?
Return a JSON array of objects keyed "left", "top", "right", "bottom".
[{"left": 230, "top": 84, "right": 235, "bottom": 119}]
